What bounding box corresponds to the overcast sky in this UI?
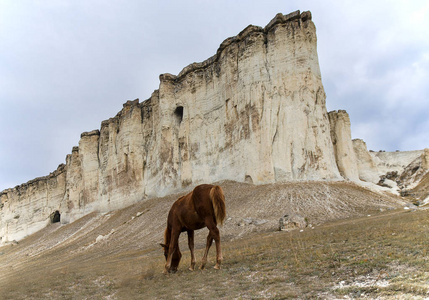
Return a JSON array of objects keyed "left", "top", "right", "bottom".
[{"left": 1, "top": 0, "right": 428, "bottom": 191}]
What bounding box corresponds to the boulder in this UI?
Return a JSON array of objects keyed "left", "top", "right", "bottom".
[{"left": 279, "top": 214, "right": 308, "bottom": 231}]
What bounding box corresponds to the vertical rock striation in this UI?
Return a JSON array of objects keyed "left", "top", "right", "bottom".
[
  {"left": 328, "top": 110, "right": 359, "bottom": 181},
  {"left": 156, "top": 10, "right": 340, "bottom": 189}
]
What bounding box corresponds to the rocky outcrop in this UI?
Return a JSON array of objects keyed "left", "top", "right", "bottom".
[
  {"left": 0, "top": 165, "right": 67, "bottom": 243},
  {"left": 372, "top": 149, "right": 424, "bottom": 176},
  {"left": 328, "top": 110, "right": 359, "bottom": 181},
  {"left": 399, "top": 149, "right": 429, "bottom": 199},
  {"left": 352, "top": 139, "right": 427, "bottom": 196},
  {"left": 352, "top": 139, "right": 383, "bottom": 183}
]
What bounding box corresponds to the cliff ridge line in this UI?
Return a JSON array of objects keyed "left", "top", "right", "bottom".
[{"left": 162, "top": 10, "right": 310, "bottom": 82}]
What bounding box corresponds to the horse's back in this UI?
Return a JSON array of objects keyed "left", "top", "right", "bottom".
[
  {"left": 192, "top": 184, "right": 214, "bottom": 196},
  {"left": 192, "top": 184, "right": 214, "bottom": 204}
]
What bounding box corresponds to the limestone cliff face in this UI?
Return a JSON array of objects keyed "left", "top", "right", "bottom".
[
  {"left": 0, "top": 10, "right": 342, "bottom": 244},
  {"left": 0, "top": 166, "right": 67, "bottom": 242},
  {"left": 397, "top": 148, "right": 429, "bottom": 190},
  {"left": 157, "top": 10, "right": 340, "bottom": 189},
  {"left": 328, "top": 110, "right": 359, "bottom": 181},
  {"left": 372, "top": 149, "right": 425, "bottom": 175},
  {"left": 352, "top": 139, "right": 426, "bottom": 195},
  {"left": 352, "top": 139, "right": 380, "bottom": 183}
]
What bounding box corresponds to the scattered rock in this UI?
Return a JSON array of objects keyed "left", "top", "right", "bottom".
[
  {"left": 95, "top": 235, "right": 105, "bottom": 243},
  {"left": 6, "top": 240, "right": 19, "bottom": 246},
  {"left": 279, "top": 214, "right": 308, "bottom": 231},
  {"left": 253, "top": 219, "right": 268, "bottom": 226},
  {"left": 378, "top": 178, "right": 397, "bottom": 189},
  {"left": 95, "top": 229, "right": 115, "bottom": 243},
  {"left": 403, "top": 203, "right": 418, "bottom": 212},
  {"left": 237, "top": 218, "right": 268, "bottom": 226}
]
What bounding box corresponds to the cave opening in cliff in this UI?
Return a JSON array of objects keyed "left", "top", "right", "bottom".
[
  {"left": 174, "top": 106, "right": 184, "bottom": 124},
  {"left": 50, "top": 210, "right": 61, "bottom": 223}
]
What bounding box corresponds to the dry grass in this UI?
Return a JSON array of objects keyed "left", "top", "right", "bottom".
[
  {"left": 2, "top": 209, "right": 429, "bottom": 299},
  {"left": 1, "top": 181, "right": 427, "bottom": 299}
]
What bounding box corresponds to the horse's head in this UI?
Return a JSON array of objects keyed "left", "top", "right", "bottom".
[
  {"left": 160, "top": 243, "right": 181, "bottom": 273},
  {"left": 160, "top": 243, "right": 168, "bottom": 260}
]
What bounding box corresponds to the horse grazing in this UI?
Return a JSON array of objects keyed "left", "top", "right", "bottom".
[{"left": 160, "top": 184, "right": 226, "bottom": 274}]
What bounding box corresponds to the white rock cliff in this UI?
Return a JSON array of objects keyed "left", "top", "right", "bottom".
[{"left": 328, "top": 110, "right": 359, "bottom": 181}]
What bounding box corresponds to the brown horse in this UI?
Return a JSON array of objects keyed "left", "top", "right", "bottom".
[{"left": 160, "top": 184, "right": 226, "bottom": 274}]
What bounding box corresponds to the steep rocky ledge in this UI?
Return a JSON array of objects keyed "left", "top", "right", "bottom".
[{"left": 328, "top": 110, "right": 359, "bottom": 181}]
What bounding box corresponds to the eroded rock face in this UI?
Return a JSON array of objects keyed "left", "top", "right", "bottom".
[
  {"left": 398, "top": 149, "right": 429, "bottom": 191},
  {"left": 372, "top": 149, "right": 425, "bottom": 176},
  {"left": 352, "top": 139, "right": 427, "bottom": 197},
  {"left": 328, "top": 110, "right": 359, "bottom": 181},
  {"left": 0, "top": 165, "right": 67, "bottom": 243},
  {"left": 156, "top": 11, "right": 340, "bottom": 188},
  {"left": 352, "top": 139, "right": 381, "bottom": 183},
  {"left": 0, "top": 10, "right": 345, "bottom": 244}
]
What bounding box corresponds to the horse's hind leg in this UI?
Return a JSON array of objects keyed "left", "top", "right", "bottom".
[
  {"left": 212, "top": 228, "right": 223, "bottom": 269},
  {"left": 206, "top": 221, "right": 223, "bottom": 269},
  {"left": 187, "top": 230, "right": 196, "bottom": 271},
  {"left": 200, "top": 232, "right": 213, "bottom": 270}
]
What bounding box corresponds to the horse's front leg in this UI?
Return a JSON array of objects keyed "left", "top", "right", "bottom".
[
  {"left": 164, "top": 229, "right": 180, "bottom": 274},
  {"left": 187, "top": 230, "right": 196, "bottom": 271}
]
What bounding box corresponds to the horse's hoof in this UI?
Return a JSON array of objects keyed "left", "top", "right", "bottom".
[
  {"left": 199, "top": 265, "right": 205, "bottom": 270},
  {"left": 214, "top": 265, "right": 221, "bottom": 270},
  {"left": 189, "top": 267, "right": 194, "bottom": 271}
]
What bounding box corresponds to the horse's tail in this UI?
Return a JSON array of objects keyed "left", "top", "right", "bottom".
[{"left": 210, "top": 185, "right": 226, "bottom": 226}]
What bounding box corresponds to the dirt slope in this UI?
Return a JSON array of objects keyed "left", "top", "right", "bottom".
[
  {"left": 0, "top": 181, "right": 404, "bottom": 298},
  {"left": 410, "top": 172, "right": 429, "bottom": 204}
]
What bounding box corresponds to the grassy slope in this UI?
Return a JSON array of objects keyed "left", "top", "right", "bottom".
[{"left": 2, "top": 181, "right": 428, "bottom": 299}]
